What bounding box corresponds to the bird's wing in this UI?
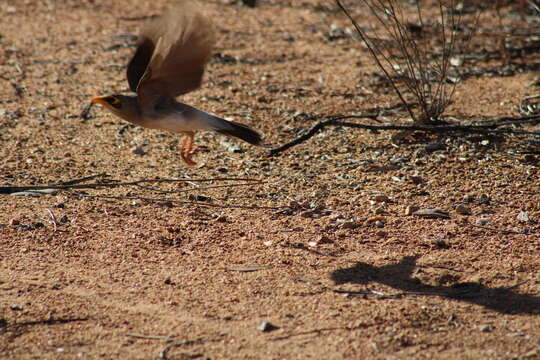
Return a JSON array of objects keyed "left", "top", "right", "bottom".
[
  {"left": 126, "top": 36, "right": 155, "bottom": 93},
  {"left": 132, "top": 0, "right": 216, "bottom": 107}
]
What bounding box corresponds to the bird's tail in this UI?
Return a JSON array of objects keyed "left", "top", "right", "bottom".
[{"left": 208, "top": 116, "right": 262, "bottom": 146}]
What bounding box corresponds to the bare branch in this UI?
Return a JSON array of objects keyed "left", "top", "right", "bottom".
[
  {"left": 269, "top": 114, "right": 540, "bottom": 155},
  {"left": 0, "top": 177, "right": 263, "bottom": 194}
]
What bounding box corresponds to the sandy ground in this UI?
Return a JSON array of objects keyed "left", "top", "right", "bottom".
[{"left": 1, "top": 0, "right": 539, "bottom": 359}]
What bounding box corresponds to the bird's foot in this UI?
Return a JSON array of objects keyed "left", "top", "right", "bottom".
[
  {"left": 180, "top": 133, "right": 199, "bottom": 166},
  {"left": 181, "top": 148, "right": 197, "bottom": 166},
  {"left": 181, "top": 145, "right": 200, "bottom": 166}
]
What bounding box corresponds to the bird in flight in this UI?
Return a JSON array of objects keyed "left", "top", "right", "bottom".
[{"left": 91, "top": 0, "right": 262, "bottom": 166}]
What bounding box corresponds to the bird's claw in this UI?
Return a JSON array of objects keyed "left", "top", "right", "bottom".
[{"left": 181, "top": 145, "right": 199, "bottom": 166}]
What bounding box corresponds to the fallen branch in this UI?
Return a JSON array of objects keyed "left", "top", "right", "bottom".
[
  {"left": 126, "top": 333, "right": 176, "bottom": 342},
  {"left": 0, "top": 176, "right": 263, "bottom": 194},
  {"left": 269, "top": 114, "right": 540, "bottom": 155},
  {"left": 8, "top": 317, "right": 89, "bottom": 328},
  {"left": 269, "top": 114, "right": 377, "bottom": 155}
]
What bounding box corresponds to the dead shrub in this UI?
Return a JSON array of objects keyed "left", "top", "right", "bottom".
[{"left": 337, "top": 0, "right": 477, "bottom": 124}]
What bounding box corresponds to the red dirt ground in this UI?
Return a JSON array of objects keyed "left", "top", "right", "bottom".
[{"left": 1, "top": 0, "right": 539, "bottom": 359}]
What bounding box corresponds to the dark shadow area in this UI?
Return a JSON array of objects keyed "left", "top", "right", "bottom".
[{"left": 331, "top": 256, "right": 540, "bottom": 315}]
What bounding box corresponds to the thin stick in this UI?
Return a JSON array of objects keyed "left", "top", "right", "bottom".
[
  {"left": 269, "top": 114, "right": 540, "bottom": 155},
  {"left": 12, "top": 317, "right": 89, "bottom": 327},
  {"left": 45, "top": 208, "right": 58, "bottom": 233},
  {"left": 80, "top": 102, "right": 93, "bottom": 121},
  {"left": 269, "top": 114, "right": 378, "bottom": 155},
  {"left": 126, "top": 333, "right": 176, "bottom": 341},
  {"left": 72, "top": 192, "right": 284, "bottom": 211},
  {"left": 0, "top": 177, "right": 264, "bottom": 194},
  {"left": 271, "top": 325, "right": 371, "bottom": 341}
]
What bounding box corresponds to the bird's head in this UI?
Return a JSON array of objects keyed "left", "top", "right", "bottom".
[{"left": 91, "top": 95, "right": 140, "bottom": 122}]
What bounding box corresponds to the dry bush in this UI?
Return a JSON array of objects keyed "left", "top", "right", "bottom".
[{"left": 337, "top": 0, "right": 477, "bottom": 124}]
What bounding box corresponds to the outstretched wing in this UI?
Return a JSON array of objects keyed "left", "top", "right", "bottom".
[
  {"left": 126, "top": 36, "right": 155, "bottom": 93},
  {"left": 127, "top": 0, "right": 216, "bottom": 106}
]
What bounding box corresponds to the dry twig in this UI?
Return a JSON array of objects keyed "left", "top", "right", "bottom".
[
  {"left": 45, "top": 208, "right": 58, "bottom": 233},
  {"left": 1, "top": 175, "right": 278, "bottom": 210},
  {"left": 0, "top": 176, "right": 263, "bottom": 194},
  {"left": 269, "top": 114, "right": 540, "bottom": 155},
  {"left": 126, "top": 333, "right": 176, "bottom": 342},
  {"left": 72, "top": 192, "right": 283, "bottom": 211}
]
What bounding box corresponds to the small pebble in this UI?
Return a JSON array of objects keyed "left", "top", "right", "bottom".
[
  {"left": 425, "top": 142, "right": 446, "bottom": 152},
  {"left": 413, "top": 208, "right": 450, "bottom": 219},
  {"left": 257, "top": 320, "right": 278, "bottom": 332},
  {"left": 476, "top": 217, "right": 491, "bottom": 225},
  {"left": 450, "top": 56, "right": 464, "bottom": 66},
  {"left": 300, "top": 210, "right": 314, "bottom": 218},
  {"left": 478, "top": 325, "right": 492, "bottom": 332},
  {"left": 430, "top": 237, "right": 448, "bottom": 248},
  {"left": 517, "top": 211, "right": 529, "bottom": 222},
  {"left": 479, "top": 194, "right": 491, "bottom": 205},
  {"left": 215, "top": 214, "right": 228, "bottom": 223},
  {"left": 371, "top": 194, "right": 391, "bottom": 203},
  {"left": 131, "top": 147, "right": 146, "bottom": 156},
  {"left": 341, "top": 221, "right": 359, "bottom": 230},
  {"left": 366, "top": 216, "right": 385, "bottom": 224},
  {"left": 455, "top": 204, "right": 472, "bottom": 215}
]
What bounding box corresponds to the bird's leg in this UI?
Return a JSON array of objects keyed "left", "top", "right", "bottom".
[{"left": 180, "top": 132, "right": 197, "bottom": 166}]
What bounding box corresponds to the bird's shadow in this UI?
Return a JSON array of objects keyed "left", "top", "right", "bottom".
[{"left": 331, "top": 256, "right": 540, "bottom": 315}]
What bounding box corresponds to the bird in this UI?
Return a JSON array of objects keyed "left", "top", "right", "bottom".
[{"left": 91, "top": 0, "right": 262, "bottom": 166}]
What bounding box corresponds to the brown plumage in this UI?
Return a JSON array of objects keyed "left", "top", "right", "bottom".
[{"left": 91, "top": 0, "right": 262, "bottom": 166}]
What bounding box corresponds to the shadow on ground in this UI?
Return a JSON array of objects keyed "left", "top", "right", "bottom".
[{"left": 331, "top": 256, "right": 540, "bottom": 315}]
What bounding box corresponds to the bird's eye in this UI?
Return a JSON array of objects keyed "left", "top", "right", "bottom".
[{"left": 107, "top": 96, "right": 122, "bottom": 108}]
